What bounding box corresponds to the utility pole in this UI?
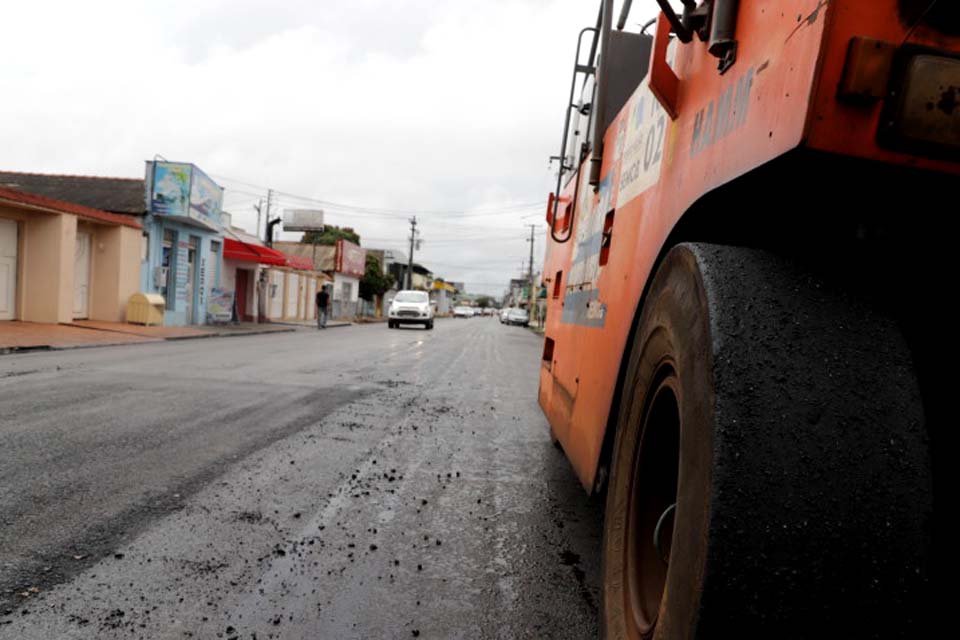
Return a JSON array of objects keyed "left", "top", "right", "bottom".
[
  {"left": 263, "top": 189, "right": 273, "bottom": 243},
  {"left": 406, "top": 216, "right": 418, "bottom": 290},
  {"left": 526, "top": 224, "right": 537, "bottom": 313},
  {"left": 255, "top": 190, "right": 273, "bottom": 324},
  {"left": 254, "top": 198, "right": 264, "bottom": 241}
]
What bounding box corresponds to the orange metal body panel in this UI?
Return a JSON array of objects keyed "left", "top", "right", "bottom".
[
  {"left": 539, "top": 0, "right": 959, "bottom": 491},
  {"left": 807, "top": 1, "right": 960, "bottom": 173}
]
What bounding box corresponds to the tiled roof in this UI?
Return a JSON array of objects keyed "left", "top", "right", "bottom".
[
  {"left": 0, "top": 186, "right": 143, "bottom": 229},
  {"left": 0, "top": 171, "right": 145, "bottom": 215}
]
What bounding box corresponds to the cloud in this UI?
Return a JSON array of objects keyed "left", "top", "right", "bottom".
[{"left": 0, "top": 0, "right": 662, "bottom": 295}]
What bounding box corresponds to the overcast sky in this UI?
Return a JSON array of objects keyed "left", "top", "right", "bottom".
[{"left": 0, "top": 0, "right": 660, "bottom": 296}]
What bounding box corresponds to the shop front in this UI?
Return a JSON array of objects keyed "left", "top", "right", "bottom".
[
  {"left": 222, "top": 237, "right": 284, "bottom": 322},
  {"left": 140, "top": 162, "right": 225, "bottom": 326},
  {"left": 222, "top": 237, "right": 325, "bottom": 323},
  {"left": 263, "top": 265, "right": 329, "bottom": 323}
]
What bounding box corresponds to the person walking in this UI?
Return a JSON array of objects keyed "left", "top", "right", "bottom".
[{"left": 316, "top": 285, "right": 330, "bottom": 329}]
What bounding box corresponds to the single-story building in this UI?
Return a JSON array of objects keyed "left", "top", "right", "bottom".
[
  {"left": 273, "top": 239, "right": 364, "bottom": 320},
  {"left": 0, "top": 187, "right": 142, "bottom": 323}
]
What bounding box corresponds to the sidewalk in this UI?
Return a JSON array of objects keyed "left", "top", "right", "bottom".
[
  {"left": 1, "top": 321, "right": 295, "bottom": 354},
  {"left": 1, "top": 322, "right": 158, "bottom": 352}
]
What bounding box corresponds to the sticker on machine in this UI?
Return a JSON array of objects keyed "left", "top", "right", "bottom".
[
  {"left": 568, "top": 173, "right": 612, "bottom": 288},
  {"left": 617, "top": 83, "right": 668, "bottom": 205}
]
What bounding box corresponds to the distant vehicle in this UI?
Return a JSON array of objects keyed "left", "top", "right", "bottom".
[
  {"left": 387, "top": 290, "right": 433, "bottom": 329},
  {"left": 499, "top": 308, "right": 511, "bottom": 323},
  {"left": 504, "top": 308, "right": 529, "bottom": 326},
  {"left": 453, "top": 306, "right": 474, "bottom": 318}
]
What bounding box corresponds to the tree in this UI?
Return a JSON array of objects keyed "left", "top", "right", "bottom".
[
  {"left": 359, "top": 254, "right": 394, "bottom": 302},
  {"left": 302, "top": 225, "right": 360, "bottom": 246},
  {"left": 476, "top": 296, "right": 493, "bottom": 309}
]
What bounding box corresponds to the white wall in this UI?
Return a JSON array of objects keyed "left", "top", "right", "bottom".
[
  {"left": 221, "top": 258, "right": 239, "bottom": 291},
  {"left": 333, "top": 274, "right": 359, "bottom": 302}
]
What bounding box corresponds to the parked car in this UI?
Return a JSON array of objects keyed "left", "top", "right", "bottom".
[
  {"left": 453, "top": 306, "right": 474, "bottom": 318},
  {"left": 504, "top": 308, "right": 529, "bottom": 326},
  {"left": 388, "top": 290, "right": 434, "bottom": 329},
  {"left": 499, "top": 307, "right": 511, "bottom": 323}
]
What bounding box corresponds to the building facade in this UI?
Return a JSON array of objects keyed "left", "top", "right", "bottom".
[
  {"left": 430, "top": 280, "right": 455, "bottom": 316},
  {"left": 0, "top": 165, "right": 228, "bottom": 327},
  {"left": 274, "top": 239, "right": 365, "bottom": 320},
  {"left": 0, "top": 187, "right": 142, "bottom": 323},
  {"left": 141, "top": 161, "right": 226, "bottom": 326}
]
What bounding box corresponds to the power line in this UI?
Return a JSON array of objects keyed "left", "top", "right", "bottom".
[{"left": 213, "top": 173, "right": 545, "bottom": 218}]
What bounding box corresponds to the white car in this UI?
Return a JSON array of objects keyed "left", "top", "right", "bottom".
[
  {"left": 388, "top": 291, "right": 434, "bottom": 329},
  {"left": 499, "top": 308, "right": 511, "bottom": 323},
  {"left": 504, "top": 308, "right": 529, "bottom": 326},
  {"left": 453, "top": 306, "right": 474, "bottom": 318}
]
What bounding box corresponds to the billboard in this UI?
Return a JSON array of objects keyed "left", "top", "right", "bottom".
[
  {"left": 189, "top": 166, "right": 224, "bottom": 229},
  {"left": 283, "top": 209, "right": 325, "bottom": 232},
  {"left": 150, "top": 162, "right": 192, "bottom": 217},
  {"left": 335, "top": 239, "right": 366, "bottom": 278},
  {"left": 148, "top": 161, "right": 223, "bottom": 230}
]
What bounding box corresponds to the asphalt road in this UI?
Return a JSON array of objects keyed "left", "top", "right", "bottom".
[{"left": 0, "top": 318, "right": 602, "bottom": 639}]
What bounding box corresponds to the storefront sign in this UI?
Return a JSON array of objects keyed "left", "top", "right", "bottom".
[
  {"left": 335, "top": 239, "right": 366, "bottom": 278},
  {"left": 207, "top": 288, "right": 234, "bottom": 323},
  {"left": 189, "top": 168, "right": 223, "bottom": 229},
  {"left": 148, "top": 162, "right": 223, "bottom": 230},
  {"left": 151, "top": 162, "right": 192, "bottom": 218},
  {"left": 199, "top": 257, "right": 206, "bottom": 306}
]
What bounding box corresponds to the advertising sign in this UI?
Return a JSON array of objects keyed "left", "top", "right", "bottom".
[
  {"left": 151, "top": 162, "right": 192, "bottom": 217},
  {"left": 283, "top": 209, "right": 325, "bottom": 232},
  {"left": 207, "top": 288, "right": 234, "bottom": 323},
  {"left": 189, "top": 166, "right": 224, "bottom": 229},
  {"left": 335, "top": 239, "right": 366, "bottom": 278},
  {"left": 148, "top": 162, "right": 223, "bottom": 230}
]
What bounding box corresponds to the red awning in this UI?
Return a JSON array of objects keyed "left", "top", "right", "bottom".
[
  {"left": 224, "top": 238, "right": 316, "bottom": 271},
  {"left": 223, "top": 238, "right": 286, "bottom": 266}
]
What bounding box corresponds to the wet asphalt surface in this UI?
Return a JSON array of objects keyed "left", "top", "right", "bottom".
[{"left": 0, "top": 318, "right": 602, "bottom": 639}]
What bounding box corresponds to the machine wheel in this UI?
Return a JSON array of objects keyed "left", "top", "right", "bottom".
[
  {"left": 426, "top": 321, "right": 434, "bottom": 330},
  {"left": 601, "top": 243, "right": 931, "bottom": 638},
  {"left": 388, "top": 320, "right": 395, "bottom": 329}
]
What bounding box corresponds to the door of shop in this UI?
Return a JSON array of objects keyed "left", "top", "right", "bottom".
[
  {"left": 73, "top": 231, "right": 92, "bottom": 319},
  {"left": 285, "top": 273, "right": 300, "bottom": 318},
  {"left": 236, "top": 269, "right": 250, "bottom": 321},
  {"left": 269, "top": 270, "right": 284, "bottom": 318},
  {"left": 0, "top": 219, "right": 17, "bottom": 320},
  {"left": 185, "top": 238, "right": 197, "bottom": 323}
]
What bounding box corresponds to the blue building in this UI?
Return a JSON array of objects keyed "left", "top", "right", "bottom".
[{"left": 141, "top": 161, "right": 225, "bottom": 326}]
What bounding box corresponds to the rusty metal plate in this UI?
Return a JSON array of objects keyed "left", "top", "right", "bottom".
[
  {"left": 838, "top": 37, "right": 896, "bottom": 102},
  {"left": 879, "top": 52, "right": 960, "bottom": 159}
]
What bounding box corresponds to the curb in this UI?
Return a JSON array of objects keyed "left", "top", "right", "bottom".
[
  {"left": 1, "top": 327, "right": 298, "bottom": 356},
  {"left": 164, "top": 327, "right": 297, "bottom": 341}
]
